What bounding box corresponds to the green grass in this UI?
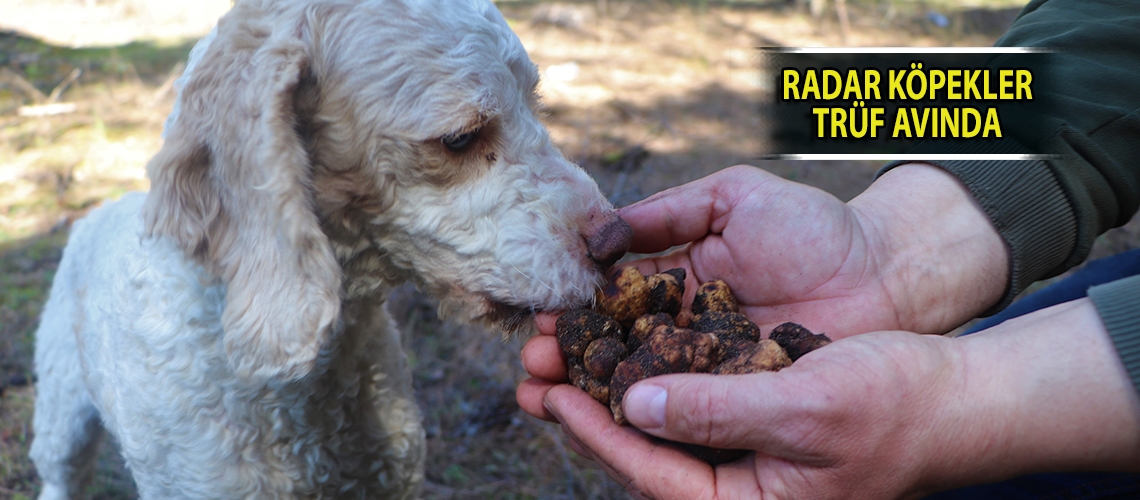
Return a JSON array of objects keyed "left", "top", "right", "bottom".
[
  {"left": 0, "top": 231, "right": 68, "bottom": 499},
  {"left": 1, "top": 32, "right": 195, "bottom": 93}
]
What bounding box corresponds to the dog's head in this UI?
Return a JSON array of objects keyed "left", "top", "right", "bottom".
[{"left": 145, "top": 0, "right": 629, "bottom": 380}]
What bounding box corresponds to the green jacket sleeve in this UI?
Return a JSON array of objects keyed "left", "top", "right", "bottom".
[
  {"left": 1089, "top": 276, "right": 1140, "bottom": 393},
  {"left": 883, "top": 0, "right": 1140, "bottom": 393}
]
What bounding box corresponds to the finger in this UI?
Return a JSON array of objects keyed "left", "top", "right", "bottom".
[
  {"left": 617, "top": 182, "right": 716, "bottom": 255},
  {"left": 521, "top": 334, "right": 567, "bottom": 381},
  {"left": 543, "top": 384, "right": 717, "bottom": 500},
  {"left": 620, "top": 372, "right": 804, "bottom": 453},
  {"left": 517, "top": 378, "right": 560, "bottom": 421},
  {"left": 535, "top": 312, "right": 559, "bottom": 336},
  {"left": 562, "top": 431, "right": 594, "bottom": 459},
  {"left": 617, "top": 165, "right": 772, "bottom": 254}
]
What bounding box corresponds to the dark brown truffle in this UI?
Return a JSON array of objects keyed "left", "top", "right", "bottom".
[
  {"left": 678, "top": 443, "right": 749, "bottom": 466},
  {"left": 606, "top": 326, "right": 725, "bottom": 424},
  {"left": 768, "top": 322, "right": 832, "bottom": 361},
  {"left": 643, "top": 326, "right": 697, "bottom": 372},
  {"left": 717, "top": 337, "right": 756, "bottom": 363},
  {"left": 688, "top": 331, "right": 721, "bottom": 373},
  {"left": 713, "top": 339, "right": 792, "bottom": 375},
  {"left": 595, "top": 266, "right": 651, "bottom": 327},
  {"left": 561, "top": 273, "right": 818, "bottom": 464},
  {"left": 674, "top": 309, "right": 694, "bottom": 328},
  {"left": 691, "top": 311, "right": 760, "bottom": 342},
  {"left": 627, "top": 313, "right": 674, "bottom": 352},
  {"left": 555, "top": 309, "right": 623, "bottom": 359},
  {"left": 568, "top": 357, "right": 612, "bottom": 405},
  {"left": 567, "top": 358, "right": 589, "bottom": 387},
  {"left": 581, "top": 376, "right": 611, "bottom": 406},
  {"left": 608, "top": 347, "right": 655, "bottom": 425},
  {"left": 584, "top": 337, "right": 629, "bottom": 380},
  {"left": 661, "top": 268, "right": 686, "bottom": 283},
  {"left": 691, "top": 279, "right": 739, "bottom": 315},
  {"left": 609, "top": 328, "right": 694, "bottom": 424},
  {"left": 646, "top": 270, "right": 685, "bottom": 316}
]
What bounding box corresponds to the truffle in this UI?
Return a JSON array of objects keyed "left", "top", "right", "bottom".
[
  {"left": 646, "top": 269, "right": 685, "bottom": 316},
  {"left": 691, "top": 280, "right": 739, "bottom": 315},
  {"left": 713, "top": 339, "right": 792, "bottom": 375},
  {"left": 556, "top": 309, "right": 623, "bottom": 359},
  {"left": 768, "top": 322, "right": 832, "bottom": 361},
  {"left": 595, "top": 267, "right": 652, "bottom": 327},
  {"left": 583, "top": 337, "right": 629, "bottom": 380},
  {"left": 607, "top": 326, "right": 723, "bottom": 424},
  {"left": 555, "top": 273, "right": 830, "bottom": 464},
  {"left": 691, "top": 311, "right": 760, "bottom": 342},
  {"left": 627, "top": 313, "right": 674, "bottom": 352},
  {"left": 674, "top": 309, "right": 694, "bottom": 328}
]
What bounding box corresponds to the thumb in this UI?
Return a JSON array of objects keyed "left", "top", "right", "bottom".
[
  {"left": 617, "top": 165, "right": 775, "bottom": 254},
  {"left": 622, "top": 372, "right": 797, "bottom": 451}
]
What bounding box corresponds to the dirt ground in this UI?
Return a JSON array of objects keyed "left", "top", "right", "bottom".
[{"left": 2, "top": 1, "right": 1132, "bottom": 499}]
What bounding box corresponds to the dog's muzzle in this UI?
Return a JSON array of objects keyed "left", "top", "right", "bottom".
[{"left": 583, "top": 214, "right": 632, "bottom": 269}]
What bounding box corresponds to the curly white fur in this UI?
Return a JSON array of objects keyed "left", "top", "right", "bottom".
[{"left": 30, "top": 0, "right": 621, "bottom": 498}]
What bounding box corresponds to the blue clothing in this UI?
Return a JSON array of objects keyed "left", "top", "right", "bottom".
[{"left": 924, "top": 249, "right": 1140, "bottom": 499}]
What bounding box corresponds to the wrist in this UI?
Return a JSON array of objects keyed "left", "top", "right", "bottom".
[
  {"left": 916, "top": 299, "right": 1140, "bottom": 493},
  {"left": 848, "top": 163, "right": 1008, "bottom": 333}
]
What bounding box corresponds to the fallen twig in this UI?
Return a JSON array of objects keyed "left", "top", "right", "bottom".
[
  {"left": 0, "top": 67, "right": 48, "bottom": 103},
  {"left": 17, "top": 102, "right": 77, "bottom": 117},
  {"left": 48, "top": 67, "right": 83, "bottom": 103}
]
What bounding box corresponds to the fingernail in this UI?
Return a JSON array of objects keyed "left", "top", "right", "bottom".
[
  {"left": 544, "top": 398, "right": 563, "bottom": 422},
  {"left": 565, "top": 433, "right": 592, "bottom": 459},
  {"left": 624, "top": 383, "right": 667, "bottom": 429}
]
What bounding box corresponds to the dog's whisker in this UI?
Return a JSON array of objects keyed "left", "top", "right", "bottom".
[{"left": 511, "top": 262, "right": 557, "bottom": 295}]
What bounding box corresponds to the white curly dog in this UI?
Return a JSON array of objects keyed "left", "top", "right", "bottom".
[{"left": 29, "top": 0, "right": 631, "bottom": 497}]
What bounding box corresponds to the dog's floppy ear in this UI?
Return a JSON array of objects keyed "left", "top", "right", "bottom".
[{"left": 144, "top": 8, "right": 339, "bottom": 381}]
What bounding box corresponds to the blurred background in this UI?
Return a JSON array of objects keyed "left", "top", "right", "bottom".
[{"left": 2, "top": 0, "right": 1126, "bottom": 498}]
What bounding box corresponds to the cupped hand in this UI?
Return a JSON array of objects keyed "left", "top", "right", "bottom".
[
  {"left": 606, "top": 164, "right": 899, "bottom": 338},
  {"left": 591, "top": 163, "right": 1006, "bottom": 338},
  {"left": 533, "top": 330, "right": 961, "bottom": 500},
  {"left": 525, "top": 299, "right": 1140, "bottom": 500},
  {"left": 518, "top": 163, "right": 1006, "bottom": 422}
]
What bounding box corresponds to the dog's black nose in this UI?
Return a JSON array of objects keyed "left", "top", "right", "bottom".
[{"left": 584, "top": 214, "right": 632, "bottom": 269}]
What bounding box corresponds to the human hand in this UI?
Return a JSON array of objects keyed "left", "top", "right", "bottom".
[
  {"left": 602, "top": 163, "right": 1007, "bottom": 338},
  {"left": 531, "top": 299, "right": 1140, "bottom": 500},
  {"left": 519, "top": 163, "right": 1006, "bottom": 421}
]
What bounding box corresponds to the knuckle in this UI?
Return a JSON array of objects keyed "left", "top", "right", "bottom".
[{"left": 676, "top": 377, "right": 734, "bottom": 446}]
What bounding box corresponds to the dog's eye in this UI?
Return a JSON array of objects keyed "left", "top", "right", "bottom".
[{"left": 442, "top": 131, "right": 477, "bottom": 152}]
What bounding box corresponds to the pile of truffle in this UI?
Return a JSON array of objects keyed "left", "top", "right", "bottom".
[{"left": 556, "top": 267, "right": 832, "bottom": 426}]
